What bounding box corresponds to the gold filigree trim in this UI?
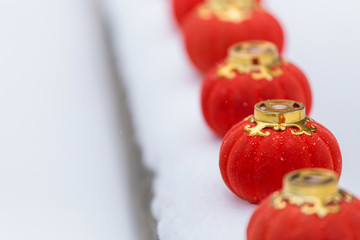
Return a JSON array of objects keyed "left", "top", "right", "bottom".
[
  {"left": 217, "top": 63, "right": 283, "bottom": 80},
  {"left": 217, "top": 41, "right": 283, "bottom": 81},
  {"left": 270, "top": 169, "right": 355, "bottom": 218},
  {"left": 244, "top": 115, "right": 317, "bottom": 137},
  {"left": 197, "top": 0, "right": 257, "bottom": 23},
  {"left": 271, "top": 189, "right": 354, "bottom": 218},
  {"left": 243, "top": 100, "right": 316, "bottom": 137}
]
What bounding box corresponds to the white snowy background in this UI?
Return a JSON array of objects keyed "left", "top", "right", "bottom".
[{"left": 0, "top": 0, "right": 137, "bottom": 239}]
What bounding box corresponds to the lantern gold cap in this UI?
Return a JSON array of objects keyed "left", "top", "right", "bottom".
[
  {"left": 199, "top": 0, "right": 257, "bottom": 24},
  {"left": 228, "top": 41, "right": 280, "bottom": 67},
  {"left": 254, "top": 99, "right": 306, "bottom": 124},
  {"left": 270, "top": 168, "right": 353, "bottom": 218},
  {"left": 283, "top": 168, "right": 339, "bottom": 199},
  {"left": 207, "top": 0, "right": 256, "bottom": 9},
  {"left": 218, "top": 41, "right": 283, "bottom": 80}
]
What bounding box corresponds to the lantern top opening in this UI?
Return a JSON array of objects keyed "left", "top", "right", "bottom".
[
  {"left": 254, "top": 99, "right": 306, "bottom": 124},
  {"left": 228, "top": 41, "right": 280, "bottom": 67},
  {"left": 284, "top": 169, "right": 339, "bottom": 199}
]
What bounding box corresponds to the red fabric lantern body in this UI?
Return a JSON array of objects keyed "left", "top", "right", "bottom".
[
  {"left": 172, "top": 0, "right": 204, "bottom": 24},
  {"left": 247, "top": 169, "right": 360, "bottom": 240},
  {"left": 182, "top": 0, "right": 283, "bottom": 72},
  {"left": 219, "top": 100, "right": 342, "bottom": 204},
  {"left": 201, "top": 41, "right": 312, "bottom": 136},
  {"left": 172, "top": 0, "right": 262, "bottom": 24}
]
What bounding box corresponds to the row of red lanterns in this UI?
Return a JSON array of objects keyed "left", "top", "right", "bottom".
[{"left": 171, "top": 0, "right": 360, "bottom": 239}]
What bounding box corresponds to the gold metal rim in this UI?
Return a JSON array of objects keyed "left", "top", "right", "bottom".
[
  {"left": 217, "top": 41, "right": 283, "bottom": 80},
  {"left": 207, "top": 0, "right": 256, "bottom": 10},
  {"left": 198, "top": 0, "right": 257, "bottom": 24},
  {"left": 228, "top": 41, "right": 280, "bottom": 67},
  {"left": 254, "top": 99, "right": 306, "bottom": 124},
  {"left": 283, "top": 168, "right": 339, "bottom": 199}
]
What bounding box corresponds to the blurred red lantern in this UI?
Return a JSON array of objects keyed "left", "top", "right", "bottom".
[
  {"left": 219, "top": 100, "right": 342, "bottom": 204},
  {"left": 172, "top": 0, "right": 262, "bottom": 24},
  {"left": 201, "top": 41, "right": 312, "bottom": 136},
  {"left": 247, "top": 169, "right": 360, "bottom": 240},
  {"left": 182, "top": 0, "right": 283, "bottom": 72}
]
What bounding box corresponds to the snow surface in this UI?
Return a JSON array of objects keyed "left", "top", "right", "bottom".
[
  {"left": 0, "top": 1, "right": 137, "bottom": 239},
  {"left": 105, "top": 0, "right": 360, "bottom": 239}
]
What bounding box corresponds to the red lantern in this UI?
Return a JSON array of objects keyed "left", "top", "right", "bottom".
[
  {"left": 247, "top": 169, "right": 360, "bottom": 240},
  {"left": 182, "top": 0, "right": 283, "bottom": 72},
  {"left": 219, "top": 100, "right": 342, "bottom": 204},
  {"left": 172, "top": 0, "right": 262, "bottom": 24},
  {"left": 201, "top": 41, "right": 312, "bottom": 136}
]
